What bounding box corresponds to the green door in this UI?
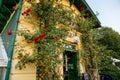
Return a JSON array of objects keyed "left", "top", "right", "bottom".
[{"left": 64, "top": 51, "right": 80, "bottom": 80}]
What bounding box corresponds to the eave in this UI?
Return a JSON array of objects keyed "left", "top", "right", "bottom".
[
  {"left": 0, "top": 0, "right": 19, "bottom": 32},
  {"left": 72, "top": 0, "right": 101, "bottom": 28}
]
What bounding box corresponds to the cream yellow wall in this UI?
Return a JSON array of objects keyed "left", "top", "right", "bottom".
[
  {"left": 10, "top": 0, "right": 85, "bottom": 80},
  {"left": 9, "top": 1, "right": 37, "bottom": 80},
  {"left": 60, "top": 0, "right": 86, "bottom": 74}
]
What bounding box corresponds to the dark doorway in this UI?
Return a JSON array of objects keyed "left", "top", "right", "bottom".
[{"left": 63, "top": 51, "right": 80, "bottom": 80}]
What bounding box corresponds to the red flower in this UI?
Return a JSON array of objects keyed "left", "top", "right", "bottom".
[
  {"left": 72, "top": 42, "right": 77, "bottom": 44},
  {"left": 54, "top": 36, "right": 59, "bottom": 40},
  {"left": 80, "top": 7, "right": 85, "bottom": 11},
  {"left": 22, "top": 13, "right": 24, "bottom": 15},
  {"left": 7, "top": 30, "right": 12, "bottom": 35},
  {"left": 44, "top": 24, "right": 48, "bottom": 29},
  {"left": 22, "top": 8, "right": 31, "bottom": 16},
  {"left": 26, "top": 13, "right": 30, "bottom": 16},
  {"left": 25, "top": 8, "right": 31, "bottom": 16},
  {"left": 23, "top": 11, "right": 27, "bottom": 14},
  {"left": 34, "top": 34, "right": 47, "bottom": 43},
  {"left": 39, "top": 34, "right": 47, "bottom": 40},
  {"left": 26, "top": 8, "right": 31, "bottom": 13},
  {"left": 17, "top": 20, "right": 20, "bottom": 23},
  {"left": 85, "top": 13, "right": 89, "bottom": 17},
  {"left": 12, "top": 6, "right": 17, "bottom": 11},
  {"left": 34, "top": 36, "right": 40, "bottom": 43}
]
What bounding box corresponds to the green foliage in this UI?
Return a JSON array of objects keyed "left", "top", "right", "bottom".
[
  {"left": 16, "top": 0, "right": 77, "bottom": 80},
  {"left": 77, "top": 17, "right": 96, "bottom": 33},
  {"left": 16, "top": 0, "right": 101, "bottom": 80},
  {"left": 77, "top": 17, "right": 102, "bottom": 80},
  {"left": 98, "top": 27, "right": 120, "bottom": 52},
  {"left": 98, "top": 27, "right": 120, "bottom": 80}
]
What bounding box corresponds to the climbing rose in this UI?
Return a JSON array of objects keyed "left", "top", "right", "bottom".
[
  {"left": 44, "top": 24, "right": 48, "bottom": 29},
  {"left": 21, "top": 8, "right": 31, "bottom": 16},
  {"left": 26, "top": 8, "right": 31, "bottom": 13},
  {"left": 53, "top": 36, "right": 59, "bottom": 40},
  {"left": 85, "top": 13, "right": 89, "bottom": 17},
  {"left": 80, "top": 7, "right": 85, "bottom": 11},
  {"left": 34, "top": 34, "right": 47, "bottom": 43},
  {"left": 39, "top": 34, "right": 47, "bottom": 40},
  {"left": 17, "top": 20, "right": 20, "bottom": 23},
  {"left": 12, "top": 6, "right": 17, "bottom": 11},
  {"left": 34, "top": 36, "right": 40, "bottom": 43},
  {"left": 7, "top": 30, "right": 12, "bottom": 35}
]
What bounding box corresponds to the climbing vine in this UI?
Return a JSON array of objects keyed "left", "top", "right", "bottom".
[
  {"left": 77, "top": 17, "right": 103, "bottom": 80},
  {"left": 14, "top": 0, "right": 102, "bottom": 80},
  {"left": 15, "top": 0, "right": 77, "bottom": 80}
]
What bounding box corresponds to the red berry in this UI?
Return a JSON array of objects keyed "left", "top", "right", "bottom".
[{"left": 7, "top": 30, "right": 12, "bottom": 35}]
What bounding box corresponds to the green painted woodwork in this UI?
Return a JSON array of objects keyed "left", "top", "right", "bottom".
[
  {"left": 70, "top": 0, "right": 74, "bottom": 6},
  {"left": 0, "top": 5, "right": 11, "bottom": 21},
  {"left": 0, "top": 0, "right": 19, "bottom": 33},
  {"left": 0, "top": 5, "right": 11, "bottom": 14},
  {"left": 0, "top": 0, "right": 2, "bottom": 8},
  {"left": 0, "top": 13, "right": 7, "bottom": 20},
  {"left": 0, "top": 0, "right": 101, "bottom": 33},
  {"left": 74, "top": 0, "right": 101, "bottom": 28},
  {"left": 64, "top": 51, "right": 80, "bottom": 80},
  {"left": 2, "top": 0, "right": 17, "bottom": 5},
  {"left": 0, "top": 0, "right": 22, "bottom": 80}
]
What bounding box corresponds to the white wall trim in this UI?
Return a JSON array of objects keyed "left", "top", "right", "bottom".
[{"left": 0, "top": 37, "right": 8, "bottom": 67}]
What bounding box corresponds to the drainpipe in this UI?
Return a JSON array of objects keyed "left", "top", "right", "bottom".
[{"left": 5, "top": 0, "right": 22, "bottom": 80}]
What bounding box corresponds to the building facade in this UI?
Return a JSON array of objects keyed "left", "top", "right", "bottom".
[{"left": 0, "top": 0, "right": 101, "bottom": 80}]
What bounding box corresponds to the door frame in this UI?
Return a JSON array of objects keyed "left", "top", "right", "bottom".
[{"left": 63, "top": 43, "right": 81, "bottom": 80}]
